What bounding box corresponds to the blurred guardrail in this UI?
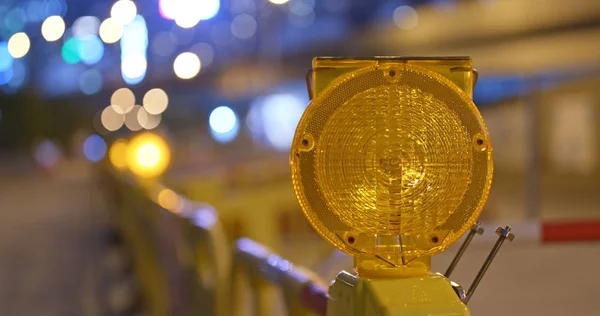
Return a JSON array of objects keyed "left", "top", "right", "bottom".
[{"left": 100, "top": 168, "right": 328, "bottom": 316}]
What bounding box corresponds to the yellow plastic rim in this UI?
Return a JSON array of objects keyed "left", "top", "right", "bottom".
[{"left": 291, "top": 63, "right": 493, "bottom": 259}]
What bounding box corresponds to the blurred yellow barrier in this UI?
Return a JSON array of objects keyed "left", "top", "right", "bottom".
[
  {"left": 233, "top": 238, "right": 328, "bottom": 316},
  {"left": 103, "top": 168, "right": 328, "bottom": 316}
]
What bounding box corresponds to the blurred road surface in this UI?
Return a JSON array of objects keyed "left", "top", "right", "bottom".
[{"left": 0, "top": 159, "right": 110, "bottom": 316}]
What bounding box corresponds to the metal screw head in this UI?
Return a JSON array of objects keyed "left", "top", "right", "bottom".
[
  {"left": 472, "top": 222, "right": 484, "bottom": 235},
  {"left": 450, "top": 281, "right": 466, "bottom": 302},
  {"left": 495, "top": 226, "right": 515, "bottom": 242}
]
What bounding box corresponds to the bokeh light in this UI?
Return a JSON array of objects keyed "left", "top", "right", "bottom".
[
  {"left": 73, "top": 16, "right": 100, "bottom": 39},
  {"left": 8, "top": 32, "right": 30, "bottom": 58},
  {"left": 289, "top": 0, "right": 315, "bottom": 16},
  {"left": 26, "top": 1, "right": 45, "bottom": 22},
  {"left": 78, "top": 69, "right": 103, "bottom": 95},
  {"left": 173, "top": 52, "right": 201, "bottom": 79},
  {"left": 34, "top": 140, "right": 62, "bottom": 168},
  {"left": 209, "top": 106, "right": 239, "bottom": 143},
  {"left": 126, "top": 132, "right": 171, "bottom": 178},
  {"left": 111, "top": 0, "right": 137, "bottom": 25},
  {"left": 393, "top": 5, "right": 419, "bottom": 30},
  {"left": 121, "top": 15, "right": 148, "bottom": 85},
  {"left": 190, "top": 42, "right": 214, "bottom": 67},
  {"left": 151, "top": 32, "right": 176, "bottom": 57},
  {"left": 40, "top": 0, "right": 68, "bottom": 18},
  {"left": 121, "top": 54, "right": 147, "bottom": 84},
  {"left": 247, "top": 93, "right": 306, "bottom": 150},
  {"left": 124, "top": 105, "right": 143, "bottom": 131},
  {"left": 269, "top": 0, "right": 290, "bottom": 4},
  {"left": 158, "top": 188, "right": 179, "bottom": 211},
  {"left": 109, "top": 139, "right": 128, "bottom": 170},
  {"left": 111, "top": 88, "right": 136, "bottom": 114},
  {"left": 137, "top": 144, "right": 161, "bottom": 167},
  {"left": 41, "top": 15, "right": 65, "bottom": 42},
  {"left": 61, "top": 37, "right": 81, "bottom": 64},
  {"left": 77, "top": 36, "right": 104, "bottom": 65},
  {"left": 0, "top": 67, "right": 13, "bottom": 85},
  {"left": 143, "top": 88, "right": 169, "bottom": 115},
  {"left": 159, "top": 0, "right": 177, "bottom": 20},
  {"left": 99, "top": 18, "right": 124, "bottom": 44},
  {"left": 137, "top": 107, "right": 161, "bottom": 130},
  {"left": 230, "top": 14, "right": 257, "bottom": 39},
  {"left": 83, "top": 134, "right": 107, "bottom": 162},
  {"left": 101, "top": 106, "right": 125, "bottom": 131},
  {"left": 4, "top": 8, "right": 27, "bottom": 33},
  {"left": 4, "top": 58, "right": 26, "bottom": 91},
  {"left": 175, "top": 0, "right": 220, "bottom": 28},
  {"left": 0, "top": 42, "right": 13, "bottom": 72}
]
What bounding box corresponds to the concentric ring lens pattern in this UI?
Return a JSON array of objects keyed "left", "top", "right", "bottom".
[{"left": 316, "top": 84, "right": 472, "bottom": 235}]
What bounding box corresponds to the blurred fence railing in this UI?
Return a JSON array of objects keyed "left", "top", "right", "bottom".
[{"left": 101, "top": 169, "right": 328, "bottom": 316}]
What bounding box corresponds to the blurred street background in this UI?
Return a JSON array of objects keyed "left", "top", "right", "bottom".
[{"left": 1, "top": 0, "right": 600, "bottom": 315}]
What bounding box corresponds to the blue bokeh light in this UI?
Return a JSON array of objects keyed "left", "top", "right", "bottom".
[
  {"left": 26, "top": 0, "right": 45, "bottom": 22},
  {"left": 77, "top": 36, "right": 104, "bottom": 65},
  {"left": 78, "top": 69, "right": 103, "bottom": 95},
  {"left": 3, "top": 8, "right": 27, "bottom": 33},
  {"left": 247, "top": 93, "right": 307, "bottom": 151},
  {"left": 42, "top": 0, "right": 68, "bottom": 17},
  {"left": 83, "top": 134, "right": 107, "bottom": 162},
  {"left": 8, "top": 59, "right": 27, "bottom": 89},
  {"left": 1, "top": 59, "right": 27, "bottom": 93},
  {"left": 0, "top": 67, "right": 14, "bottom": 85},
  {"left": 0, "top": 42, "right": 14, "bottom": 72}
]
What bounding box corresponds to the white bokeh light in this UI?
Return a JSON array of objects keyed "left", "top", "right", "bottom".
[
  {"left": 8, "top": 32, "right": 30, "bottom": 58},
  {"left": 121, "top": 53, "right": 147, "bottom": 80},
  {"left": 101, "top": 106, "right": 125, "bottom": 131},
  {"left": 173, "top": 52, "right": 201, "bottom": 79},
  {"left": 41, "top": 16, "right": 65, "bottom": 42},
  {"left": 111, "top": 0, "right": 137, "bottom": 25},
  {"left": 99, "top": 17, "right": 124, "bottom": 44},
  {"left": 209, "top": 106, "right": 239, "bottom": 143},
  {"left": 143, "top": 88, "right": 169, "bottom": 115},
  {"left": 269, "top": 0, "right": 289, "bottom": 4},
  {"left": 175, "top": 0, "right": 220, "bottom": 28}
]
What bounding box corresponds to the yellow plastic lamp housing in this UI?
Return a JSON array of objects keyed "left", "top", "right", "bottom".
[
  {"left": 291, "top": 57, "right": 493, "bottom": 278},
  {"left": 126, "top": 132, "right": 171, "bottom": 179}
]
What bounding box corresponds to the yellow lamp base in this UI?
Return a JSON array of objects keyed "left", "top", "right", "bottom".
[{"left": 327, "top": 271, "right": 470, "bottom": 316}]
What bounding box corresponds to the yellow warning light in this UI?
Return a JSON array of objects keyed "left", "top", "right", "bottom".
[
  {"left": 291, "top": 57, "right": 493, "bottom": 277},
  {"left": 126, "top": 132, "right": 171, "bottom": 179}
]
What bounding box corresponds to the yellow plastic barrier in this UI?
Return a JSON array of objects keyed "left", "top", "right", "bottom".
[{"left": 103, "top": 169, "right": 326, "bottom": 316}]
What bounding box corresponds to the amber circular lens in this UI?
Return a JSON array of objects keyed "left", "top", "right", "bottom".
[{"left": 291, "top": 63, "right": 493, "bottom": 259}]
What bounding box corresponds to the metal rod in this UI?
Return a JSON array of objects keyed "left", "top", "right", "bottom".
[
  {"left": 445, "top": 222, "right": 483, "bottom": 278},
  {"left": 465, "top": 226, "right": 514, "bottom": 304}
]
